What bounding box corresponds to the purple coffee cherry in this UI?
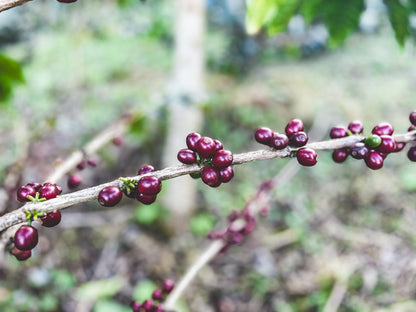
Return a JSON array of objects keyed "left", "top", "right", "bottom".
[
  {"left": 14, "top": 225, "right": 38, "bottom": 251},
  {"left": 138, "top": 164, "right": 155, "bottom": 175},
  {"left": 10, "top": 247, "right": 31, "bottom": 261},
  {"left": 376, "top": 135, "right": 396, "bottom": 153},
  {"left": 407, "top": 146, "right": 416, "bottom": 162},
  {"left": 186, "top": 132, "right": 201, "bottom": 151},
  {"left": 219, "top": 166, "right": 234, "bottom": 183},
  {"left": 98, "top": 186, "right": 123, "bottom": 207},
  {"left": 201, "top": 166, "right": 221, "bottom": 187},
  {"left": 254, "top": 127, "right": 273, "bottom": 146},
  {"left": 289, "top": 131, "right": 308, "bottom": 147},
  {"left": 162, "top": 279, "right": 175, "bottom": 293},
  {"left": 372, "top": 122, "right": 394, "bottom": 136},
  {"left": 271, "top": 132, "right": 289, "bottom": 150},
  {"left": 350, "top": 143, "right": 369, "bottom": 159},
  {"left": 136, "top": 193, "right": 157, "bottom": 205},
  {"left": 41, "top": 210, "right": 62, "bottom": 227},
  {"left": 330, "top": 126, "right": 348, "bottom": 139},
  {"left": 138, "top": 176, "right": 162, "bottom": 195},
  {"left": 177, "top": 148, "right": 197, "bottom": 164},
  {"left": 16, "top": 185, "right": 36, "bottom": 202},
  {"left": 67, "top": 173, "right": 82, "bottom": 189},
  {"left": 409, "top": 111, "right": 416, "bottom": 126},
  {"left": 285, "top": 118, "right": 304, "bottom": 136},
  {"left": 332, "top": 148, "right": 349, "bottom": 163},
  {"left": 212, "top": 149, "right": 233, "bottom": 169},
  {"left": 214, "top": 139, "right": 223, "bottom": 151},
  {"left": 365, "top": 150, "right": 384, "bottom": 170},
  {"left": 152, "top": 289, "right": 164, "bottom": 301},
  {"left": 196, "top": 136, "right": 217, "bottom": 159},
  {"left": 348, "top": 120, "right": 364, "bottom": 134},
  {"left": 296, "top": 148, "right": 317, "bottom": 166}
]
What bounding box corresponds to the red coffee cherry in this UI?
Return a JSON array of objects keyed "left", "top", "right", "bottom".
[
  {"left": 285, "top": 118, "right": 304, "bottom": 136},
  {"left": 296, "top": 148, "right": 317, "bottom": 166},
  {"left": 186, "top": 132, "right": 202, "bottom": 151},
  {"left": 201, "top": 166, "right": 221, "bottom": 187},
  {"left": 136, "top": 193, "right": 157, "bottom": 205},
  {"left": 40, "top": 211, "right": 62, "bottom": 227},
  {"left": 138, "top": 176, "right": 162, "bottom": 195},
  {"left": 10, "top": 247, "right": 31, "bottom": 261},
  {"left": 16, "top": 185, "right": 36, "bottom": 202},
  {"left": 162, "top": 279, "right": 175, "bottom": 293},
  {"left": 67, "top": 173, "right": 82, "bottom": 189},
  {"left": 271, "top": 132, "right": 289, "bottom": 150},
  {"left": 376, "top": 135, "right": 396, "bottom": 153},
  {"left": 177, "top": 148, "right": 197, "bottom": 164},
  {"left": 407, "top": 146, "right": 416, "bottom": 162},
  {"left": 138, "top": 165, "right": 155, "bottom": 175},
  {"left": 330, "top": 126, "right": 348, "bottom": 138},
  {"left": 332, "top": 148, "right": 349, "bottom": 163},
  {"left": 219, "top": 166, "right": 234, "bottom": 183},
  {"left": 372, "top": 122, "right": 394, "bottom": 136},
  {"left": 365, "top": 150, "right": 384, "bottom": 170},
  {"left": 14, "top": 225, "right": 38, "bottom": 251},
  {"left": 254, "top": 127, "right": 273, "bottom": 146},
  {"left": 348, "top": 120, "right": 364, "bottom": 134},
  {"left": 196, "top": 136, "right": 217, "bottom": 158},
  {"left": 98, "top": 186, "right": 123, "bottom": 207},
  {"left": 409, "top": 111, "right": 416, "bottom": 126},
  {"left": 212, "top": 149, "right": 233, "bottom": 169},
  {"left": 289, "top": 131, "right": 308, "bottom": 147}
]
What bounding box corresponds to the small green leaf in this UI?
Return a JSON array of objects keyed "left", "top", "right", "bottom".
[
  {"left": 246, "top": 0, "right": 279, "bottom": 35},
  {"left": 94, "top": 300, "right": 131, "bottom": 312},
  {"left": 189, "top": 213, "right": 216, "bottom": 236},
  {"left": 384, "top": 0, "right": 410, "bottom": 47},
  {"left": 132, "top": 280, "right": 157, "bottom": 303},
  {"left": 76, "top": 277, "right": 124, "bottom": 301}
]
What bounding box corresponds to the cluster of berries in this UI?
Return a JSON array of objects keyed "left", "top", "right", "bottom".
[
  {"left": 254, "top": 118, "right": 317, "bottom": 166},
  {"left": 97, "top": 165, "right": 162, "bottom": 207},
  {"left": 407, "top": 111, "right": 416, "bottom": 162},
  {"left": 177, "top": 132, "right": 234, "bottom": 187},
  {"left": 130, "top": 279, "right": 175, "bottom": 312},
  {"left": 67, "top": 158, "right": 98, "bottom": 190},
  {"left": 207, "top": 209, "right": 256, "bottom": 253},
  {"left": 12, "top": 182, "right": 63, "bottom": 261},
  {"left": 330, "top": 120, "right": 404, "bottom": 170}
]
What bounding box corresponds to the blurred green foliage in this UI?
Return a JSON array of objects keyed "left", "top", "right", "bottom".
[{"left": 0, "top": 53, "right": 24, "bottom": 103}]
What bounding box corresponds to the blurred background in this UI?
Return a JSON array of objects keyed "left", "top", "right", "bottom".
[{"left": 1, "top": 0, "right": 416, "bottom": 311}]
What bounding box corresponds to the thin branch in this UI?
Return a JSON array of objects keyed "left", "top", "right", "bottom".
[
  {"left": 0, "top": 0, "right": 32, "bottom": 13},
  {"left": 0, "top": 131, "right": 415, "bottom": 234}
]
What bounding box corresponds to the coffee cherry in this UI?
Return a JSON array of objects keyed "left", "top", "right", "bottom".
[
  {"left": 330, "top": 126, "right": 348, "bottom": 139},
  {"left": 407, "top": 146, "right": 416, "bottom": 162},
  {"left": 254, "top": 127, "right": 273, "bottom": 146},
  {"left": 201, "top": 166, "right": 221, "bottom": 187},
  {"left": 138, "top": 165, "right": 155, "bottom": 175},
  {"left": 67, "top": 173, "right": 82, "bottom": 189},
  {"left": 214, "top": 139, "right": 223, "bottom": 151},
  {"left": 409, "top": 111, "right": 416, "bottom": 126},
  {"left": 76, "top": 161, "right": 86, "bottom": 170},
  {"left": 14, "top": 225, "right": 38, "bottom": 251},
  {"left": 98, "top": 186, "right": 123, "bottom": 207},
  {"left": 10, "top": 247, "right": 31, "bottom": 261},
  {"left": 212, "top": 149, "right": 233, "bottom": 169},
  {"left": 296, "top": 148, "right": 317, "bottom": 166},
  {"left": 196, "top": 137, "right": 217, "bottom": 158},
  {"left": 409, "top": 125, "right": 416, "bottom": 132},
  {"left": 136, "top": 193, "right": 157, "bottom": 205},
  {"left": 39, "top": 184, "right": 60, "bottom": 200},
  {"left": 138, "top": 176, "right": 162, "bottom": 195},
  {"left": 40, "top": 210, "right": 62, "bottom": 227},
  {"left": 372, "top": 122, "right": 394, "bottom": 135},
  {"left": 394, "top": 142, "right": 406, "bottom": 152},
  {"left": 332, "top": 148, "right": 349, "bottom": 163},
  {"left": 350, "top": 143, "right": 369, "bottom": 159},
  {"left": 153, "top": 304, "right": 165, "bottom": 312},
  {"left": 348, "top": 121, "right": 364, "bottom": 134},
  {"left": 289, "top": 131, "right": 308, "bottom": 147},
  {"left": 364, "top": 134, "right": 382, "bottom": 149},
  {"left": 365, "top": 150, "right": 384, "bottom": 170},
  {"left": 142, "top": 299, "right": 154, "bottom": 311},
  {"left": 285, "top": 119, "right": 304, "bottom": 137},
  {"left": 112, "top": 137, "right": 123, "bottom": 146},
  {"left": 186, "top": 132, "right": 201, "bottom": 151},
  {"left": 271, "top": 132, "right": 289, "bottom": 150},
  {"left": 26, "top": 182, "right": 42, "bottom": 192},
  {"left": 87, "top": 158, "right": 98, "bottom": 167},
  {"left": 131, "top": 301, "right": 141, "bottom": 312},
  {"left": 162, "top": 279, "right": 175, "bottom": 293},
  {"left": 57, "top": 0, "right": 78, "bottom": 2},
  {"left": 152, "top": 289, "right": 163, "bottom": 301},
  {"left": 177, "top": 148, "right": 197, "bottom": 164},
  {"left": 377, "top": 135, "right": 396, "bottom": 153},
  {"left": 16, "top": 185, "right": 36, "bottom": 202},
  {"left": 219, "top": 166, "right": 234, "bottom": 183}
]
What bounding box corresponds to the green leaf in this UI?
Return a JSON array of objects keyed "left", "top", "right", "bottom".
[
  {"left": 134, "top": 203, "right": 163, "bottom": 225},
  {"left": 384, "top": 0, "right": 411, "bottom": 47},
  {"left": 320, "top": 0, "right": 365, "bottom": 46},
  {"left": 246, "top": 0, "right": 279, "bottom": 35},
  {"left": 0, "top": 53, "right": 24, "bottom": 102},
  {"left": 94, "top": 300, "right": 131, "bottom": 312},
  {"left": 132, "top": 280, "right": 157, "bottom": 303},
  {"left": 266, "top": 0, "right": 302, "bottom": 34},
  {"left": 76, "top": 277, "right": 124, "bottom": 301},
  {"left": 189, "top": 213, "right": 216, "bottom": 236}
]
